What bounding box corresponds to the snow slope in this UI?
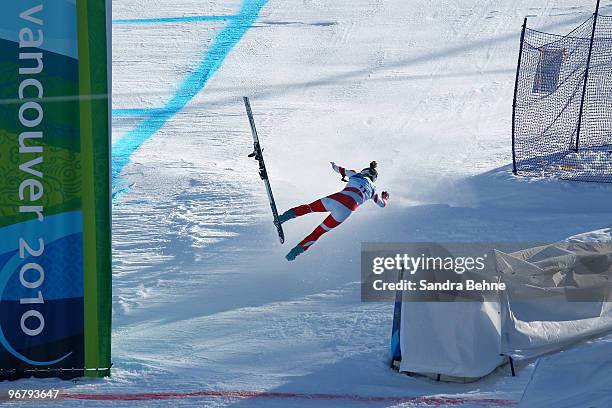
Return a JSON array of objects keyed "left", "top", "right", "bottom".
[
  {"left": 3, "top": 0, "right": 612, "bottom": 406},
  {"left": 519, "top": 335, "right": 612, "bottom": 408}
]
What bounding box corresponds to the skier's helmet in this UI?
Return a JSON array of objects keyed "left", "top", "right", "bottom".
[{"left": 361, "top": 161, "right": 378, "bottom": 182}]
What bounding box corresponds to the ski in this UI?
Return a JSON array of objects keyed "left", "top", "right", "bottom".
[{"left": 243, "top": 97, "right": 285, "bottom": 244}]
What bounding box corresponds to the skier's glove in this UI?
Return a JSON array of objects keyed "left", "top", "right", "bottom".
[
  {"left": 382, "top": 191, "right": 389, "bottom": 200},
  {"left": 331, "top": 162, "right": 348, "bottom": 182}
]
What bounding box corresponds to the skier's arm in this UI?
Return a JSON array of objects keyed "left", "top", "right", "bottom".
[
  {"left": 331, "top": 162, "right": 357, "bottom": 179},
  {"left": 373, "top": 191, "right": 389, "bottom": 208}
]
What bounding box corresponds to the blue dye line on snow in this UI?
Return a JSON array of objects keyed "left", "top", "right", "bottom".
[
  {"left": 113, "top": 15, "right": 238, "bottom": 25},
  {"left": 112, "top": 0, "right": 268, "bottom": 201},
  {"left": 113, "top": 108, "right": 164, "bottom": 117}
]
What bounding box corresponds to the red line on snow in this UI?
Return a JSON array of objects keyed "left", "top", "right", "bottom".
[{"left": 62, "top": 389, "right": 517, "bottom": 405}]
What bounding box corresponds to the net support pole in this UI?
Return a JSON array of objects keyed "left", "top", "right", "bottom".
[
  {"left": 575, "top": 0, "right": 601, "bottom": 151},
  {"left": 511, "top": 17, "right": 527, "bottom": 175}
]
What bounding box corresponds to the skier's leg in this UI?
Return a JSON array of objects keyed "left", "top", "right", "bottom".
[
  {"left": 299, "top": 214, "right": 343, "bottom": 250},
  {"left": 286, "top": 204, "right": 351, "bottom": 261},
  {"left": 279, "top": 198, "right": 326, "bottom": 225},
  {"left": 286, "top": 214, "right": 342, "bottom": 261}
]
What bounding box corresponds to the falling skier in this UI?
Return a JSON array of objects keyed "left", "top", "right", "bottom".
[{"left": 278, "top": 161, "right": 389, "bottom": 261}]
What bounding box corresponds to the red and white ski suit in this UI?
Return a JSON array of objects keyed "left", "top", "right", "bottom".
[{"left": 291, "top": 163, "right": 387, "bottom": 251}]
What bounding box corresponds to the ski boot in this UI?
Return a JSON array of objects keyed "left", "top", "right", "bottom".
[
  {"left": 286, "top": 245, "right": 305, "bottom": 261},
  {"left": 277, "top": 209, "right": 297, "bottom": 225}
]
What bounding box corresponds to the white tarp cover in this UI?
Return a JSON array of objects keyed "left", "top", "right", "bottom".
[
  {"left": 397, "top": 243, "right": 505, "bottom": 379},
  {"left": 397, "top": 229, "right": 612, "bottom": 379},
  {"left": 398, "top": 300, "right": 503, "bottom": 378},
  {"left": 496, "top": 238, "right": 612, "bottom": 359}
]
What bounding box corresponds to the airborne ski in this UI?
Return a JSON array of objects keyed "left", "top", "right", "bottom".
[{"left": 243, "top": 97, "right": 285, "bottom": 244}]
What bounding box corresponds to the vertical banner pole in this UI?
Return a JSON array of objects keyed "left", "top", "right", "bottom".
[
  {"left": 575, "top": 0, "right": 601, "bottom": 151},
  {"left": 511, "top": 17, "right": 527, "bottom": 175},
  {"left": 77, "top": 0, "right": 112, "bottom": 378}
]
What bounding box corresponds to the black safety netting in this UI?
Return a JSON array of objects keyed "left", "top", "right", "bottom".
[{"left": 512, "top": 15, "right": 612, "bottom": 182}]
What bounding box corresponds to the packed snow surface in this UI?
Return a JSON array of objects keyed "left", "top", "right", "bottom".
[{"left": 3, "top": 0, "right": 612, "bottom": 406}]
